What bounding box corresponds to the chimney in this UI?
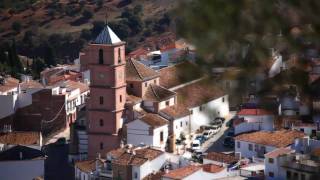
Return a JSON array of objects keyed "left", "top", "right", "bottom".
[
  {"left": 120, "top": 140, "right": 124, "bottom": 148},
  {"left": 19, "top": 152, "right": 23, "bottom": 160}
]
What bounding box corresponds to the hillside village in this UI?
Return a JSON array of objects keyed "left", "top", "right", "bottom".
[{"left": 1, "top": 1, "right": 320, "bottom": 180}]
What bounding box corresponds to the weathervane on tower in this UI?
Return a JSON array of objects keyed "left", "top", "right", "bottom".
[{"left": 105, "top": 9, "right": 109, "bottom": 25}]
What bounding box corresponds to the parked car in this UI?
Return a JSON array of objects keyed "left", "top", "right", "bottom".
[
  {"left": 195, "top": 135, "right": 206, "bottom": 144},
  {"left": 211, "top": 119, "right": 223, "bottom": 128},
  {"left": 223, "top": 137, "right": 235, "bottom": 148},
  {"left": 192, "top": 150, "right": 206, "bottom": 161},
  {"left": 191, "top": 140, "right": 201, "bottom": 150},
  {"left": 210, "top": 125, "right": 220, "bottom": 134},
  {"left": 203, "top": 131, "right": 212, "bottom": 140}
]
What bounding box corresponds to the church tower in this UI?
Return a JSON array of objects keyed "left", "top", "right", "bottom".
[{"left": 86, "top": 25, "right": 126, "bottom": 157}]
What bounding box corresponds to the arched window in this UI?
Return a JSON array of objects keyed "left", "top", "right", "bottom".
[
  {"left": 118, "top": 48, "right": 121, "bottom": 63},
  {"left": 99, "top": 119, "right": 104, "bottom": 126},
  {"left": 99, "top": 96, "right": 104, "bottom": 105},
  {"left": 99, "top": 49, "right": 104, "bottom": 64},
  {"left": 100, "top": 142, "right": 104, "bottom": 150}
]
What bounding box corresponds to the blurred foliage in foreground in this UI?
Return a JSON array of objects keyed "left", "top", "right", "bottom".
[{"left": 177, "top": 0, "right": 320, "bottom": 68}]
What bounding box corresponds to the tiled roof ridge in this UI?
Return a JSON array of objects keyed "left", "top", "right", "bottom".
[
  {"left": 150, "top": 85, "right": 161, "bottom": 100},
  {"left": 130, "top": 59, "right": 144, "bottom": 80}
]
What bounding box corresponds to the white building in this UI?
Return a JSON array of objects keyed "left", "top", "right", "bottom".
[
  {"left": 235, "top": 108, "right": 274, "bottom": 135},
  {"left": 264, "top": 147, "right": 293, "bottom": 180},
  {"left": 107, "top": 146, "right": 168, "bottom": 180},
  {"left": 0, "top": 76, "right": 44, "bottom": 119},
  {"left": 234, "top": 130, "right": 305, "bottom": 159},
  {"left": 74, "top": 158, "right": 104, "bottom": 180},
  {"left": 126, "top": 113, "right": 169, "bottom": 151},
  {"left": 0, "top": 145, "right": 45, "bottom": 180}
]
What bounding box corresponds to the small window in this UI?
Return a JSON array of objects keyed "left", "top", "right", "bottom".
[
  {"left": 100, "top": 142, "right": 103, "bottom": 150},
  {"left": 268, "top": 158, "right": 274, "bottom": 164},
  {"left": 176, "top": 125, "right": 178, "bottom": 129},
  {"left": 255, "top": 144, "right": 259, "bottom": 152},
  {"left": 199, "top": 106, "right": 203, "bottom": 111},
  {"left": 134, "top": 172, "right": 138, "bottom": 179},
  {"left": 120, "top": 95, "right": 122, "bottom": 103},
  {"left": 300, "top": 128, "right": 304, "bottom": 132},
  {"left": 286, "top": 171, "right": 291, "bottom": 179},
  {"left": 237, "top": 141, "right": 240, "bottom": 148},
  {"left": 222, "top": 97, "right": 225, "bottom": 102},
  {"left": 269, "top": 172, "right": 274, "bottom": 177},
  {"left": 99, "top": 96, "right": 104, "bottom": 105},
  {"left": 145, "top": 82, "right": 147, "bottom": 87},
  {"left": 99, "top": 49, "right": 104, "bottom": 64},
  {"left": 130, "top": 84, "right": 134, "bottom": 88},
  {"left": 166, "top": 101, "right": 170, "bottom": 106},
  {"left": 160, "top": 131, "right": 164, "bottom": 142},
  {"left": 180, "top": 121, "right": 182, "bottom": 127},
  {"left": 186, "top": 121, "right": 188, "bottom": 126},
  {"left": 248, "top": 144, "right": 253, "bottom": 151},
  {"left": 154, "top": 79, "right": 157, "bottom": 84},
  {"left": 118, "top": 48, "right": 121, "bottom": 63},
  {"left": 190, "top": 110, "right": 193, "bottom": 114}
]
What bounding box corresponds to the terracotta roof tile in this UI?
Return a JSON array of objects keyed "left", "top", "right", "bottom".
[
  {"left": 20, "top": 80, "right": 43, "bottom": 89},
  {"left": 143, "top": 84, "right": 176, "bottom": 102},
  {"left": 126, "top": 59, "right": 159, "bottom": 81},
  {"left": 159, "top": 61, "right": 203, "bottom": 89},
  {"left": 75, "top": 159, "right": 104, "bottom": 173},
  {"left": 62, "top": 80, "right": 89, "bottom": 94},
  {"left": 0, "top": 76, "right": 19, "bottom": 93},
  {"left": 0, "top": 131, "right": 40, "bottom": 146},
  {"left": 234, "top": 130, "right": 305, "bottom": 148},
  {"left": 140, "top": 113, "right": 168, "bottom": 128},
  {"left": 160, "top": 106, "right": 190, "bottom": 119},
  {"left": 265, "top": 147, "right": 292, "bottom": 158},
  {"left": 175, "top": 78, "right": 225, "bottom": 109},
  {"left": 162, "top": 165, "right": 202, "bottom": 179},
  {"left": 202, "top": 164, "right": 225, "bottom": 173},
  {"left": 204, "top": 152, "right": 239, "bottom": 164},
  {"left": 237, "top": 108, "right": 273, "bottom": 116},
  {"left": 112, "top": 147, "right": 164, "bottom": 166}
]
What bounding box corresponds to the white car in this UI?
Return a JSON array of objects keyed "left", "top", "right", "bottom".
[
  {"left": 191, "top": 140, "right": 201, "bottom": 150},
  {"left": 210, "top": 125, "right": 220, "bottom": 134},
  {"left": 203, "top": 130, "right": 212, "bottom": 139}
]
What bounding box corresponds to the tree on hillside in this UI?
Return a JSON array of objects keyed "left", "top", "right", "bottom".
[
  {"left": 11, "top": 21, "right": 22, "bottom": 33},
  {"left": 82, "top": 9, "right": 93, "bottom": 19},
  {"left": 177, "top": 0, "right": 320, "bottom": 67},
  {"left": 44, "top": 44, "right": 56, "bottom": 66}
]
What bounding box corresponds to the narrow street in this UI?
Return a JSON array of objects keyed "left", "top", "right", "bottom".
[{"left": 204, "top": 111, "right": 236, "bottom": 153}]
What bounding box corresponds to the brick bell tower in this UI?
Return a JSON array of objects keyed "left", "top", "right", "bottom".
[{"left": 87, "top": 25, "right": 126, "bottom": 157}]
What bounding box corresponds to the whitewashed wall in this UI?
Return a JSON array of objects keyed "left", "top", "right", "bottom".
[
  {"left": 158, "top": 97, "right": 175, "bottom": 111},
  {"left": 127, "top": 120, "right": 153, "bottom": 146},
  {"left": 0, "top": 94, "right": 18, "bottom": 119},
  {"left": 133, "top": 153, "right": 167, "bottom": 180},
  {"left": 0, "top": 159, "right": 44, "bottom": 180},
  {"left": 172, "top": 116, "right": 190, "bottom": 140},
  {"left": 235, "top": 140, "right": 276, "bottom": 159},
  {"left": 153, "top": 125, "right": 169, "bottom": 150},
  {"left": 190, "top": 95, "right": 229, "bottom": 133}
]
